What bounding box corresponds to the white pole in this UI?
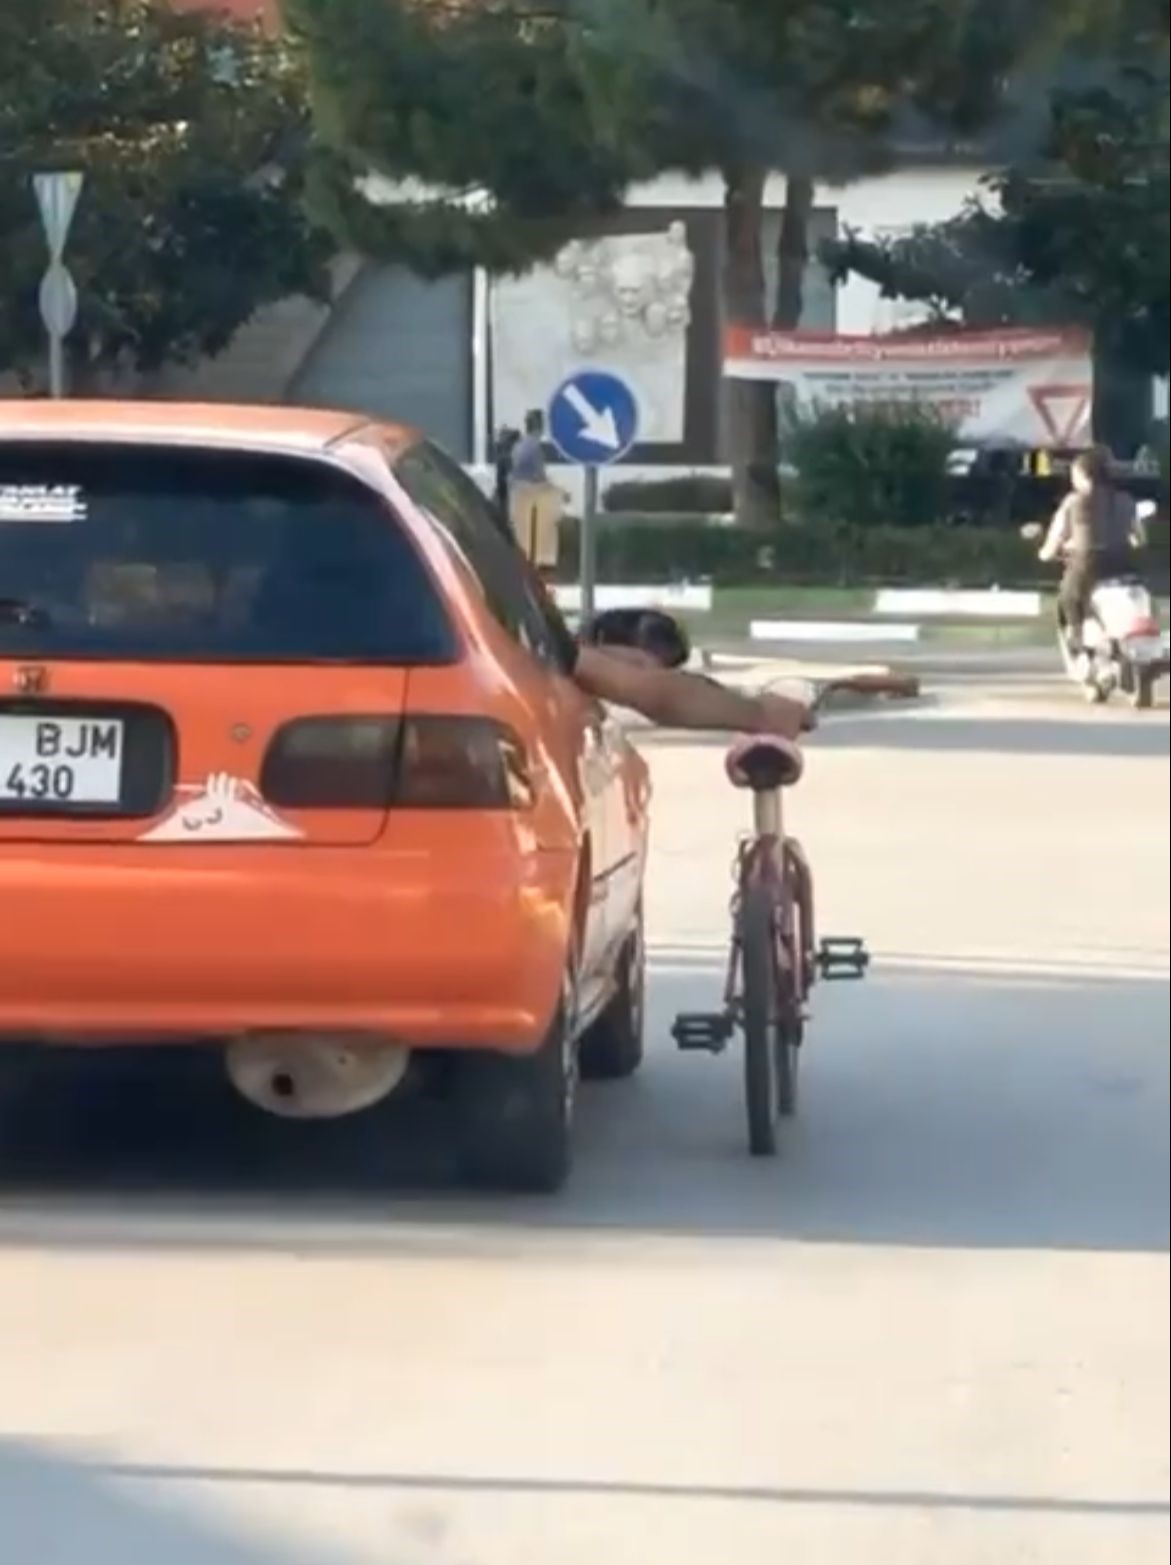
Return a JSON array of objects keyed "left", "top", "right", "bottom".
[
  {"left": 580, "top": 465, "right": 599, "bottom": 624},
  {"left": 48, "top": 332, "right": 65, "bottom": 399},
  {"left": 471, "top": 266, "right": 490, "bottom": 466}
]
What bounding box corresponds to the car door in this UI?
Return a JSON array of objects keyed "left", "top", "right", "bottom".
[
  {"left": 391, "top": 442, "right": 614, "bottom": 983},
  {"left": 598, "top": 712, "right": 650, "bottom": 955}
]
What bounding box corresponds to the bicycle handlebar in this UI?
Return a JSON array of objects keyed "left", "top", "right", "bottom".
[
  {"left": 806, "top": 670, "right": 921, "bottom": 714},
  {"left": 776, "top": 669, "right": 920, "bottom": 730}
]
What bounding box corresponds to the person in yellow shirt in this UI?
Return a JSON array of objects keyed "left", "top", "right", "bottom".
[{"left": 507, "top": 410, "right": 563, "bottom": 579}]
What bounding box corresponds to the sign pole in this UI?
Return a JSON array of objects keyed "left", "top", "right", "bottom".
[
  {"left": 580, "top": 464, "right": 599, "bottom": 625},
  {"left": 48, "top": 330, "right": 66, "bottom": 401}
]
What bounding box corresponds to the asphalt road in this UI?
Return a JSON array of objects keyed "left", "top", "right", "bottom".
[{"left": 1, "top": 659, "right": 1168, "bottom": 1565}]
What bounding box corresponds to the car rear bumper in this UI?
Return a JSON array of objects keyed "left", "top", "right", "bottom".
[{"left": 0, "top": 845, "right": 575, "bottom": 1052}]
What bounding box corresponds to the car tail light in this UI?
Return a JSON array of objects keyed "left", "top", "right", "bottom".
[
  {"left": 1124, "top": 617, "right": 1159, "bottom": 639},
  {"left": 395, "top": 715, "right": 534, "bottom": 810},
  {"left": 261, "top": 715, "right": 533, "bottom": 811},
  {"left": 262, "top": 717, "right": 400, "bottom": 809}
]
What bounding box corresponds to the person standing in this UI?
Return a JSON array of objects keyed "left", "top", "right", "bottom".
[{"left": 507, "top": 409, "right": 563, "bottom": 580}]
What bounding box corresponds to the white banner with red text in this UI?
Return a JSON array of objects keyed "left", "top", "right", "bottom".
[{"left": 723, "top": 325, "right": 1094, "bottom": 447}]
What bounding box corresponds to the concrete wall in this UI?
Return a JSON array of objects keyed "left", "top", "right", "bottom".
[
  {"left": 146, "top": 257, "right": 472, "bottom": 457},
  {"left": 291, "top": 264, "right": 471, "bottom": 457}
]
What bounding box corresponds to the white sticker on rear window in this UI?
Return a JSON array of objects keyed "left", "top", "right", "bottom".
[{"left": 0, "top": 483, "right": 87, "bottom": 523}]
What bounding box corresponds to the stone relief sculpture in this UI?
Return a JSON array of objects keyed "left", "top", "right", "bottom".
[
  {"left": 557, "top": 224, "right": 694, "bottom": 357},
  {"left": 491, "top": 222, "right": 694, "bottom": 444}
]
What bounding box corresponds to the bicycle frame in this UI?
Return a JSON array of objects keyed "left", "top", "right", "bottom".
[
  {"left": 722, "top": 784, "right": 816, "bottom": 1023},
  {"left": 672, "top": 669, "right": 893, "bottom": 1073}
]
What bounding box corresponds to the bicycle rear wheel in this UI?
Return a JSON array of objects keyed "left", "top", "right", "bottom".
[{"left": 741, "top": 879, "right": 784, "bottom": 1156}]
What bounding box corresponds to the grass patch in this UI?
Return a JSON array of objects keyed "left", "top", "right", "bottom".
[{"left": 677, "top": 585, "right": 1055, "bottom": 647}]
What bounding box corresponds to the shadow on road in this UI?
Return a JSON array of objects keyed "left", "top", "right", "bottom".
[
  {"left": 640, "top": 710, "right": 1171, "bottom": 761},
  {"left": 0, "top": 1439, "right": 355, "bottom": 1565},
  {"left": 39, "top": 1451, "right": 1171, "bottom": 1520},
  {"left": 1, "top": 959, "right": 1166, "bottom": 1259}
]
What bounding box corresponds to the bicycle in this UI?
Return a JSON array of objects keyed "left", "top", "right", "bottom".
[{"left": 671, "top": 670, "right": 919, "bottom": 1156}]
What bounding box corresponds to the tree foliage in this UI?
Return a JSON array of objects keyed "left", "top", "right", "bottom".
[
  {"left": 288, "top": 0, "right": 648, "bottom": 276},
  {"left": 824, "top": 0, "right": 1170, "bottom": 377},
  {"left": 292, "top": 0, "right": 1045, "bottom": 287},
  {"left": 0, "top": 0, "right": 332, "bottom": 387},
  {"left": 290, "top": 0, "right": 1088, "bottom": 518}
]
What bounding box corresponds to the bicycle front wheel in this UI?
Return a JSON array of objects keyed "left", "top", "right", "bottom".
[{"left": 741, "top": 879, "right": 784, "bottom": 1156}]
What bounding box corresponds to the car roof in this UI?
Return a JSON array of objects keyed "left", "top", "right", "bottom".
[{"left": 0, "top": 400, "right": 422, "bottom": 460}]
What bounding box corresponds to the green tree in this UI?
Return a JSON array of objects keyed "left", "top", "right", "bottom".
[
  {"left": 601, "top": 0, "right": 1055, "bottom": 521},
  {"left": 0, "top": 0, "right": 332, "bottom": 390},
  {"left": 824, "top": 0, "right": 1169, "bottom": 435},
  {"left": 290, "top": 0, "right": 650, "bottom": 278},
  {"left": 291, "top": 0, "right": 1057, "bottom": 521}
]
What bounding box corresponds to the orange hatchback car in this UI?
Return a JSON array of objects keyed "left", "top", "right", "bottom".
[{"left": 0, "top": 402, "right": 651, "bottom": 1190}]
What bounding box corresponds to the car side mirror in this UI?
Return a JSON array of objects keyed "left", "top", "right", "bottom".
[{"left": 580, "top": 607, "right": 691, "bottom": 669}]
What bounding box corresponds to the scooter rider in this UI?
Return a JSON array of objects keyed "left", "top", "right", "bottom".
[{"left": 1038, "top": 446, "right": 1146, "bottom": 652}]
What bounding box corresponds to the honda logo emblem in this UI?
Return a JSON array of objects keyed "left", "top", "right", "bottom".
[{"left": 12, "top": 665, "right": 49, "bottom": 695}]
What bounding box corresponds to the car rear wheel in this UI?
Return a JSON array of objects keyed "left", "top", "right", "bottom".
[
  {"left": 579, "top": 906, "right": 645, "bottom": 1081},
  {"left": 454, "top": 975, "right": 576, "bottom": 1193}
]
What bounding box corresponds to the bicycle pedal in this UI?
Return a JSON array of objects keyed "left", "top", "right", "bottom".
[
  {"left": 672, "top": 1012, "right": 733, "bottom": 1054},
  {"left": 817, "top": 937, "right": 870, "bottom": 981}
]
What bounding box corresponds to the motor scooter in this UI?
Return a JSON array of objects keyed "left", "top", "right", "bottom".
[{"left": 1029, "top": 501, "right": 1167, "bottom": 708}]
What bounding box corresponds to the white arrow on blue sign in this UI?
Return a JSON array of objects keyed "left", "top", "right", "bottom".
[{"left": 548, "top": 369, "right": 640, "bottom": 466}]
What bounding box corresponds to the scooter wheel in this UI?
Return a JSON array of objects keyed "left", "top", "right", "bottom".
[{"left": 1129, "top": 670, "right": 1154, "bottom": 710}]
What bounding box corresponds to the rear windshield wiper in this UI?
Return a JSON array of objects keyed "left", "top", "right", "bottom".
[{"left": 0, "top": 596, "right": 52, "bottom": 627}]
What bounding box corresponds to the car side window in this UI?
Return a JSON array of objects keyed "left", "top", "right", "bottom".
[{"left": 395, "top": 442, "right": 571, "bottom": 670}]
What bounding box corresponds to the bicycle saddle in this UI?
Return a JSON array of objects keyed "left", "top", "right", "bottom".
[{"left": 725, "top": 734, "right": 804, "bottom": 791}]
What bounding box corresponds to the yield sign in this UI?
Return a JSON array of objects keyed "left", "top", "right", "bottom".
[
  {"left": 1028, "top": 382, "right": 1092, "bottom": 446},
  {"left": 33, "top": 171, "right": 85, "bottom": 259}
]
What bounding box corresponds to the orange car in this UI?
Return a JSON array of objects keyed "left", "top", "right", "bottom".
[{"left": 0, "top": 402, "right": 651, "bottom": 1191}]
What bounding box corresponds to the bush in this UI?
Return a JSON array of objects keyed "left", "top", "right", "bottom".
[
  {"left": 603, "top": 474, "right": 734, "bottom": 515},
  {"left": 558, "top": 515, "right": 1049, "bottom": 588},
  {"left": 781, "top": 522, "right": 1042, "bottom": 587},
  {"left": 784, "top": 401, "right": 956, "bottom": 531}
]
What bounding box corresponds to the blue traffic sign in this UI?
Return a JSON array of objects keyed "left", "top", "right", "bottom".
[{"left": 548, "top": 369, "right": 640, "bottom": 466}]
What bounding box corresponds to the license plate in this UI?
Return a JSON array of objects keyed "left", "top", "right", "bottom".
[{"left": 0, "top": 714, "right": 125, "bottom": 805}]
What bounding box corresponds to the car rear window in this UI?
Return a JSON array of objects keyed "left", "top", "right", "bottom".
[{"left": 0, "top": 443, "right": 455, "bottom": 664}]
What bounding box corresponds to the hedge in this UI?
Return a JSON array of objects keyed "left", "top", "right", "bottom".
[
  {"left": 558, "top": 513, "right": 1171, "bottom": 591},
  {"left": 604, "top": 474, "right": 733, "bottom": 515},
  {"left": 560, "top": 515, "right": 1040, "bottom": 588},
  {"left": 600, "top": 470, "right": 1165, "bottom": 528}
]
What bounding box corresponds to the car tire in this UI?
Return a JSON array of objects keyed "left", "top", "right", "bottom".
[
  {"left": 579, "top": 905, "right": 645, "bottom": 1081},
  {"left": 454, "top": 976, "right": 576, "bottom": 1194}
]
